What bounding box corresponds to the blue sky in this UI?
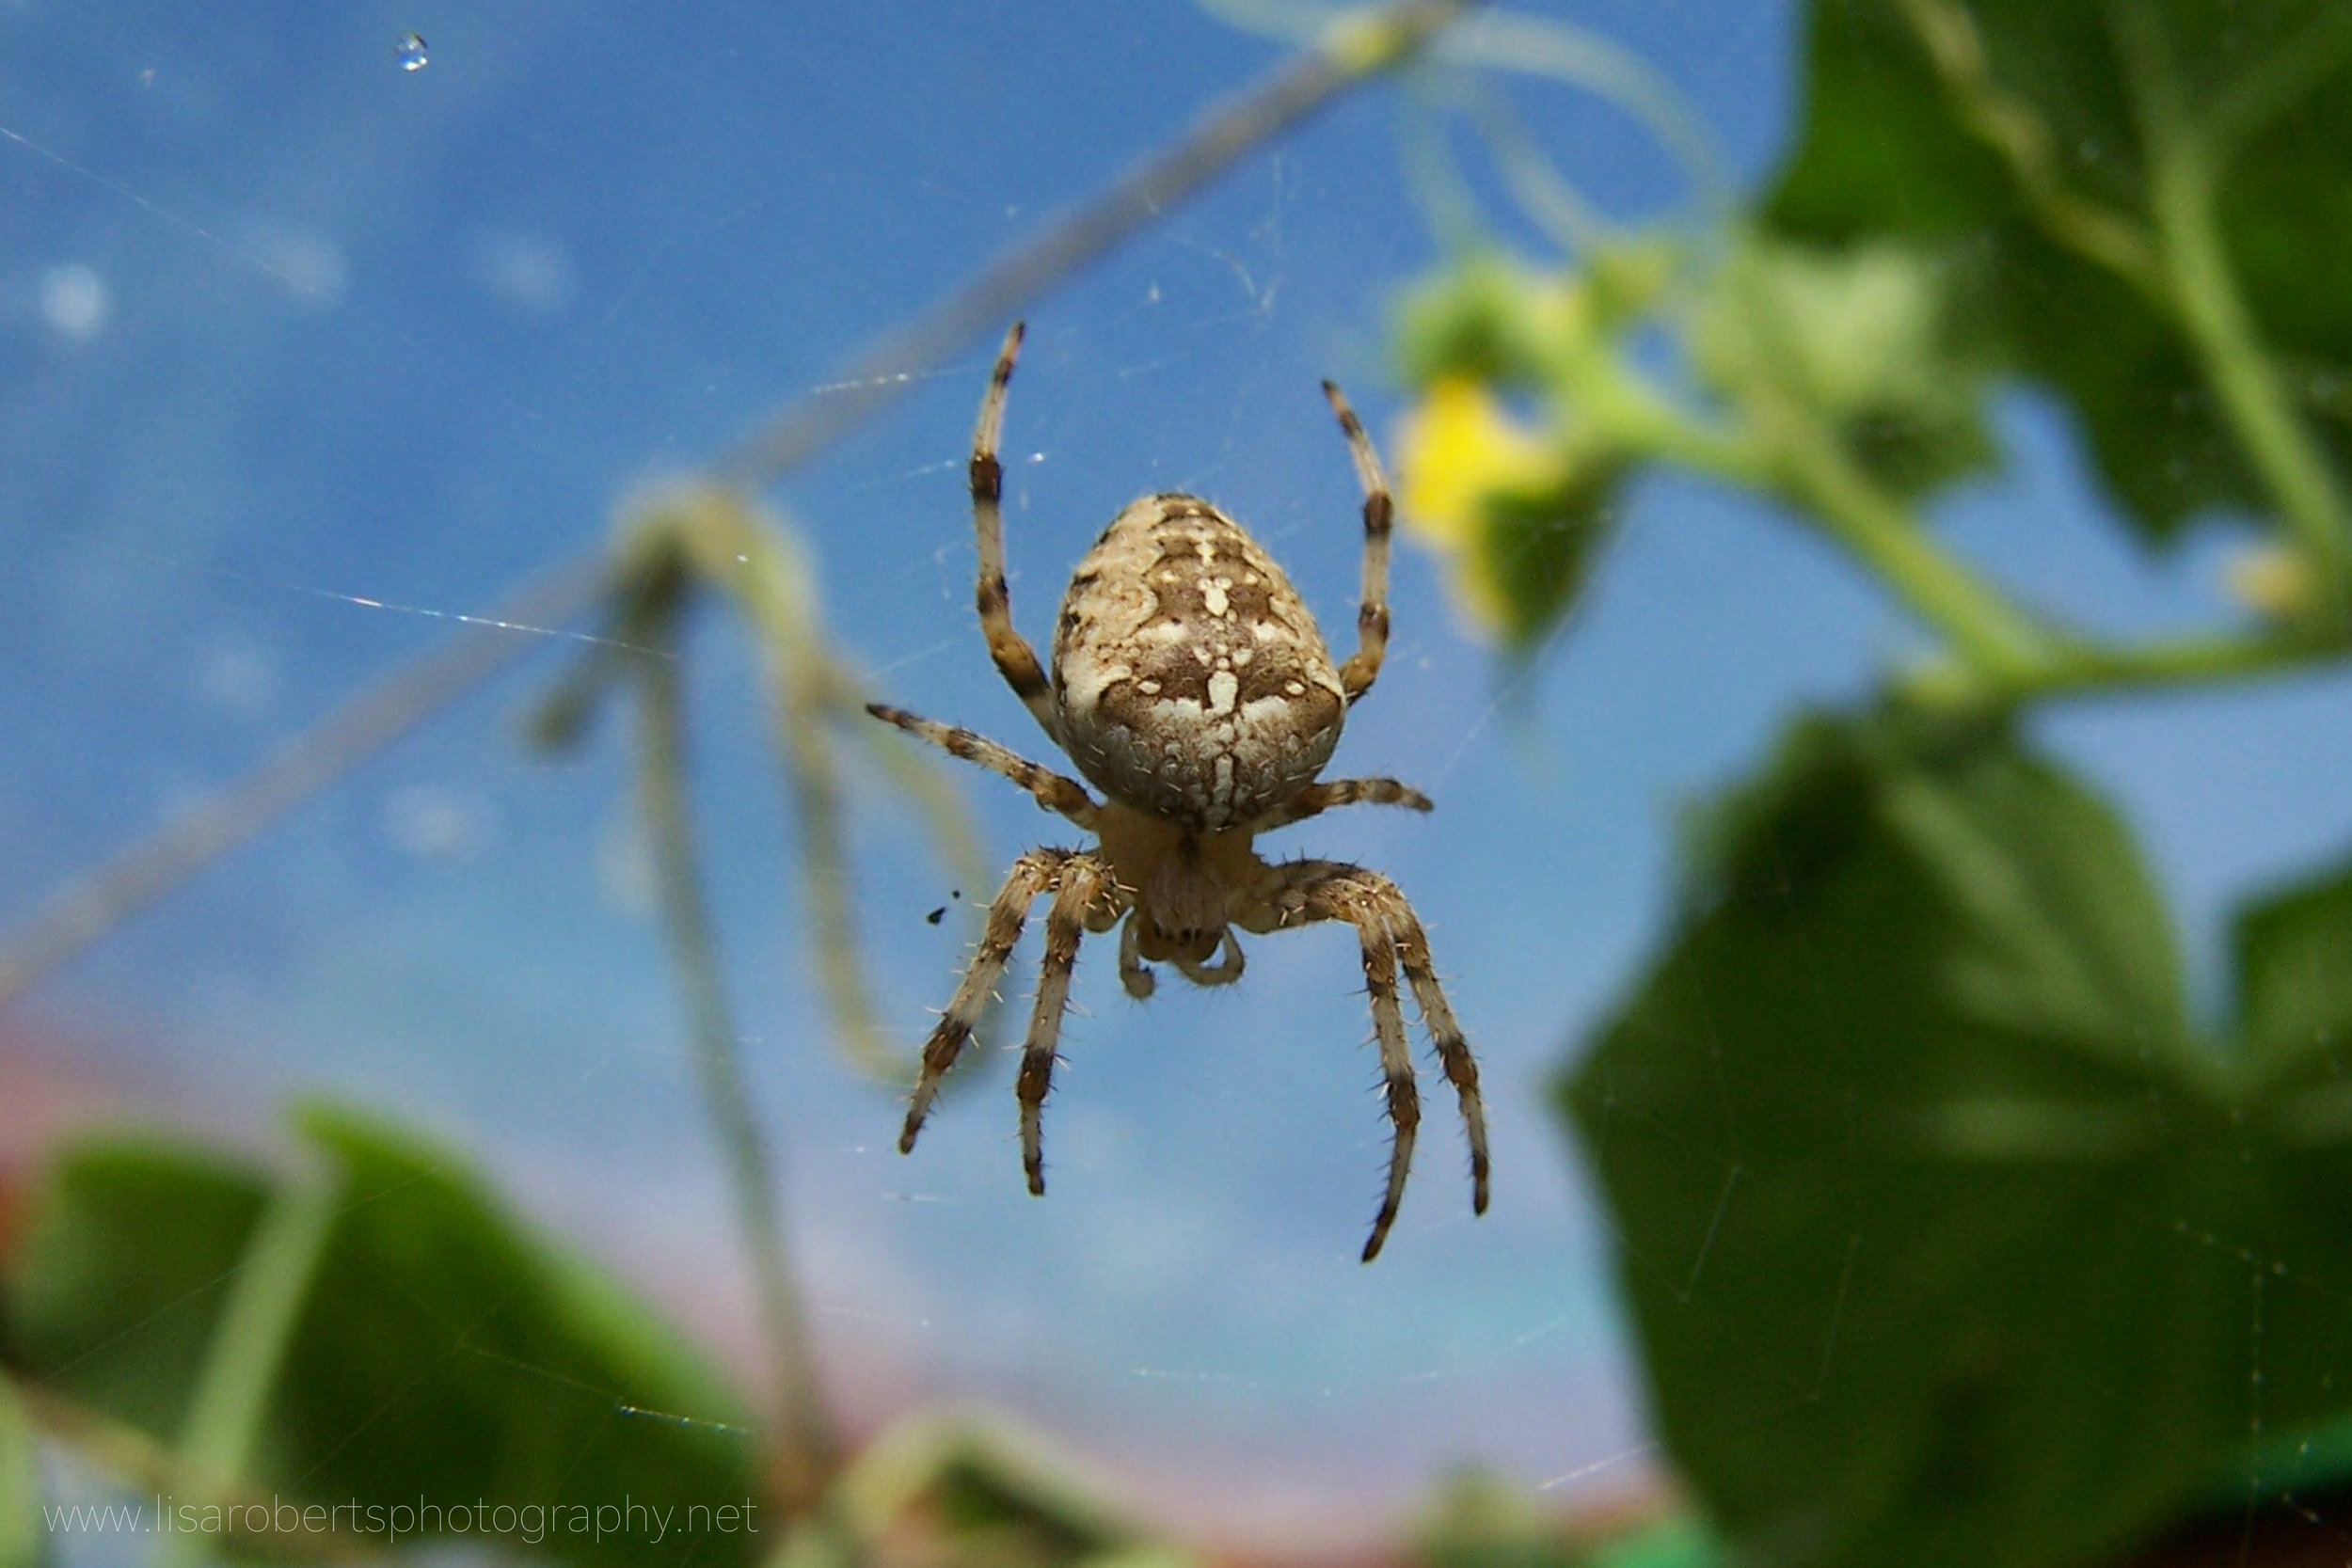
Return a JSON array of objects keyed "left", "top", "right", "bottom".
[{"left": 5, "top": 0, "right": 2349, "bottom": 1549}]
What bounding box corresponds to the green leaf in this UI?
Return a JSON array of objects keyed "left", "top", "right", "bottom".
[
  {"left": 1764, "top": 0, "right": 2352, "bottom": 540},
  {"left": 6, "top": 1104, "right": 761, "bottom": 1568},
  {"left": 0, "top": 1375, "right": 40, "bottom": 1568},
  {"left": 1691, "top": 236, "right": 1993, "bottom": 500},
  {"left": 1472, "top": 456, "right": 1622, "bottom": 652},
  {"left": 1562, "top": 714, "right": 2352, "bottom": 1568},
  {"left": 836, "top": 1415, "right": 1196, "bottom": 1568}
]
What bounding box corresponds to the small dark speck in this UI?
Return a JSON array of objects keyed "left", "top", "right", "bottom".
[
  {"left": 951, "top": 889, "right": 962, "bottom": 900},
  {"left": 925, "top": 907, "right": 947, "bottom": 926}
]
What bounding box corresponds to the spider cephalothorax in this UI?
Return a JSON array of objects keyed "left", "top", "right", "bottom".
[{"left": 868, "top": 323, "right": 1488, "bottom": 1261}]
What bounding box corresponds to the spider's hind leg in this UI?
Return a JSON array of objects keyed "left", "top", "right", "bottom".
[{"left": 1240, "top": 858, "right": 1486, "bottom": 1261}]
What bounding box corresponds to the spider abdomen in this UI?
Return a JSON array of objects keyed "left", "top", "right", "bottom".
[{"left": 1050, "top": 494, "right": 1344, "bottom": 831}]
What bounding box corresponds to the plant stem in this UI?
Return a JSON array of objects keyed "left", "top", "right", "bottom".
[
  {"left": 635, "top": 647, "right": 836, "bottom": 1514},
  {"left": 167, "top": 1174, "right": 339, "bottom": 1565},
  {"left": 2114, "top": 5, "right": 2352, "bottom": 610},
  {"left": 1905, "top": 624, "right": 2347, "bottom": 709},
  {"left": 1561, "top": 317, "right": 2057, "bottom": 678},
  {"left": 1766, "top": 416, "right": 2056, "bottom": 680},
  {"left": 2149, "top": 146, "right": 2352, "bottom": 603}
]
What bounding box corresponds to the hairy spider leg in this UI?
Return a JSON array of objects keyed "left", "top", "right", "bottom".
[
  {"left": 1244, "top": 776, "right": 1432, "bottom": 833},
  {"left": 901, "top": 848, "right": 1069, "bottom": 1152},
  {"left": 971, "top": 322, "right": 1062, "bottom": 742},
  {"left": 1017, "top": 853, "right": 1120, "bottom": 1194},
  {"left": 1330, "top": 868, "right": 1490, "bottom": 1216},
  {"left": 1243, "top": 857, "right": 1486, "bottom": 1260},
  {"left": 1321, "top": 381, "right": 1394, "bottom": 706},
  {"left": 866, "top": 703, "right": 1100, "bottom": 830}
]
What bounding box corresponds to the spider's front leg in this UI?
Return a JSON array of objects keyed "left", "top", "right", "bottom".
[
  {"left": 1321, "top": 381, "right": 1394, "bottom": 706},
  {"left": 901, "top": 848, "right": 1070, "bottom": 1151},
  {"left": 1017, "top": 853, "right": 1122, "bottom": 1194}
]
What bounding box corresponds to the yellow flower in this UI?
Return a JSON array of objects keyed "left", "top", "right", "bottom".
[{"left": 1396, "top": 378, "right": 1565, "bottom": 638}]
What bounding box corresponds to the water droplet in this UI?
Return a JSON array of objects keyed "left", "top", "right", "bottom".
[{"left": 395, "top": 32, "right": 429, "bottom": 71}]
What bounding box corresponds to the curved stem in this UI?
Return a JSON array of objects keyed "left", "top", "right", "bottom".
[
  {"left": 636, "top": 650, "right": 836, "bottom": 1514},
  {"left": 1908, "top": 624, "right": 2350, "bottom": 709},
  {"left": 167, "top": 1174, "right": 340, "bottom": 1566},
  {"left": 2111, "top": 5, "right": 2352, "bottom": 609},
  {"left": 1768, "top": 416, "right": 2056, "bottom": 679}
]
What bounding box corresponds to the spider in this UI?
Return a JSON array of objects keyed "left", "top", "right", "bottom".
[{"left": 868, "top": 323, "right": 1488, "bottom": 1261}]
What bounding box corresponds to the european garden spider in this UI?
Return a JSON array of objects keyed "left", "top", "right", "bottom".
[{"left": 869, "top": 324, "right": 1488, "bottom": 1260}]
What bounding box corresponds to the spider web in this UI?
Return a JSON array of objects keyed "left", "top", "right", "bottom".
[{"left": 6, "top": 0, "right": 2351, "bottom": 1560}]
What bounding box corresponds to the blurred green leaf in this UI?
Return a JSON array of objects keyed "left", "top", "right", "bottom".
[
  {"left": 1391, "top": 369, "right": 1625, "bottom": 650},
  {"left": 1414, "top": 1470, "right": 1586, "bottom": 1568},
  {"left": 837, "top": 1414, "right": 1196, "bottom": 1568},
  {"left": 5, "top": 1139, "right": 267, "bottom": 1439},
  {"left": 1412, "top": 1473, "right": 1725, "bottom": 1568},
  {"left": 1, "top": 1374, "right": 40, "bottom": 1568},
  {"left": 1764, "top": 0, "right": 2352, "bottom": 539},
  {"left": 1562, "top": 714, "right": 2352, "bottom": 1568},
  {"left": 1692, "top": 236, "right": 1993, "bottom": 499},
  {"left": 1468, "top": 456, "right": 1622, "bottom": 652},
  {"left": 1397, "top": 254, "right": 1599, "bottom": 388},
  {"left": 1585, "top": 1515, "right": 1723, "bottom": 1568},
  {"left": 6, "top": 1104, "right": 761, "bottom": 1568}
]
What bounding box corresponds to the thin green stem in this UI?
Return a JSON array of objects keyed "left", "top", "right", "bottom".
[
  {"left": 1902, "top": 0, "right": 2164, "bottom": 302},
  {"left": 635, "top": 646, "right": 835, "bottom": 1515},
  {"left": 1578, "top": 332, "right": 2055, "bottom": 676},
  {"left": 1765, "top": 414, "right": 2057, "bottom": 680},
  {"left": 2112, "top": 6, "right": 2352, "bottom": 607},
  {"left": 1904, "top": 624, "right": 2348, "bottom": 709},
  {"left": 167, "top": 1175, "right": 340, "bottom": 1564}
]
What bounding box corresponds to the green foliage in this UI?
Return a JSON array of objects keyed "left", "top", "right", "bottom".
[
  {"left": 6, "top": 1105, "right": 760, "bottom": 1568},
  {"left": 1766, "top": 0, "right": 2352, "bottom": 543},
  {"left": 0, "top": 1374, "right": 39, "bottom": 1568},
  {"left": 1414, "top": 1470, "right": 1591, "bottom": 1568},
  {"left": 1689, "top": 236, "right": 1993, "bottom": 500},
  {"left": 1561, "top": 713, "right": 2352, "bottom": 1568},
  {"left": 1411, "top": 1471, "right": 1725, "bottom": 1568},
  {"left": 827, "top": 1416, "right": 1197, "bottom": 1568},
  {"left": 1391, "top": 256, "right": 1637, "bottom": 647}
]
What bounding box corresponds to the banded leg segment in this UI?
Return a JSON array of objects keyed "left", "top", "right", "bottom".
[
  {"left": 866, "top": 704, "right": 1099, "bottom": 829},
  {"left": 1322, "top": 381, "right": 1394, "bottom": 706},
  {"left": 1386, "top": 902, "right": 1488, "bottom": 1216},
  {"left": 1245, "top": 777, "right": 1432, "bottom": 834},
  {"left": 1017, "top": 854, "right": 1119, "bottom": 1195},
  {"left": 1348, "top": 914, "right": 1419, "bottom": 1263},
  {"left": 971, "top": 322, "right": 1060, "bottom": 742},
  {"left": 1241, "top": 857, "right": 1488, "bottom": 1260},
  {"left": 900, "top": 848, "right": 1069, "bottom": 1153}
]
